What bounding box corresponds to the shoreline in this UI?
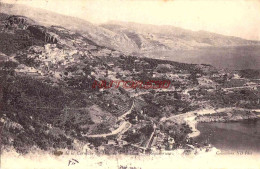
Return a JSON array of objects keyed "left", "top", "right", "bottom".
[
  {"left": 183, "top": 108, "right": 260, "bottom": 138},
  {"left": 184, "top": 109, "right": 260, "bottom": 157},
  {"left": 187, "top": 115, "right": 260, "bottom": 139},
  {"left": 185, "top": 116, "right": 200, "bottom": 138}
]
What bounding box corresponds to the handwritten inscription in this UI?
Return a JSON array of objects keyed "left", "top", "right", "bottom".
[{"left": 68, "top": 159, "right": 79, "bottom": 166}]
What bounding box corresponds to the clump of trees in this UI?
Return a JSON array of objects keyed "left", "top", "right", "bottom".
[{"left": 160, "top": 121, "right": 192, "bottom": 146}]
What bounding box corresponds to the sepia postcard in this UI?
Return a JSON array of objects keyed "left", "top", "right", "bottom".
[{"left": 1, "top": 0, "right": 260, "bottom": 168}]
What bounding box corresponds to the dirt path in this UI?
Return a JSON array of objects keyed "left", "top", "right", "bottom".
[
  {"left": 118, "top": 100, "right": 135, "bottom": 120},
  {"left": 85, "top": 100, "right": 135, "bottom": 138},
  {"left": 85, "top": 121, "right": 132, "bottom": 138}
]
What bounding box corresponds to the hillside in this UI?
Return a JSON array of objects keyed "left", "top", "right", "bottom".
[
  {"left": 101, "top": 21, "right": 260, "bottom": 52},
  {"left": 0, "top": 2, "right": 137, "bottom": 53},
  {"left": 1, "top": 12, "right": 260, "bottom": 155},
  {"left": 1, "top": 2, "right": 259, "bottom": 56}
]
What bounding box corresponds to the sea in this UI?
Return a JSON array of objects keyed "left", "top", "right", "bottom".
[
  {"left": 145, "top": 45, "right": 260, "bottom": 70},
  {"left": 195, "top": 119, "right": 260, "bottom": 155}
]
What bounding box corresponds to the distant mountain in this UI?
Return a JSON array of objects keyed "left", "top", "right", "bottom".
[
  {"left": 1, "top": 2, "right": 259, "bottom": 56},
  {"left": 101, "top": 21, "right": 260, "bottom": 52},
  {"left": 0, "top": 2, "right": 137, "bottom": 53}
]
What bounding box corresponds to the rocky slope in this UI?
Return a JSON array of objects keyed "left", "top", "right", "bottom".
[
  {"left": 101, "top": 21, "right": 260, "bottom": 52},
  {"left": 0, "top": 2, "right": 137, "bottom": 53},
  {"left": 1, "top": 2, "right": 259, "bottom": 55}
]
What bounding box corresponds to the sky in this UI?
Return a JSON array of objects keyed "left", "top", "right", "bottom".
[{"left": 2, "top": 0, "right": 260, "bottom": 40}]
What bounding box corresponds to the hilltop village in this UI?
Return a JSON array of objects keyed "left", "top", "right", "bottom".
[{"left": 1, "top": 14, "right": 260, "bottom": 155}]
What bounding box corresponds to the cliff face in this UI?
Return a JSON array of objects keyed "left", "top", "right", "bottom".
[
  {"left": 0, "top": 14, "right": 61, "bottom": 55},
  {"left": 27, "top": 25, "right": 58, "bottom": 44},
  {"left": 6, "top": 16, "right": 26, "bottom": 29},
  {"left": 5, "top": 15, "right": 59, "bottom": 44},
  {"left": 4, "top": 15, "right": 35, "bottom": 30}
]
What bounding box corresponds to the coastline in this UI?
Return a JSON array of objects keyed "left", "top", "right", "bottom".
[
  {"left": 183, "top": 108, "right": 260, "bottom": 157},
  {"left": 185, "top": 116, "right": 200, "bottom": 138},
  {"left": 184, "top": 108, "right": 260, "bottom": 138}
]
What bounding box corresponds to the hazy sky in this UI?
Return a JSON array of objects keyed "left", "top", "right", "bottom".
[{"left": 3, "top": 0, "right": 260, "bottom": 40}]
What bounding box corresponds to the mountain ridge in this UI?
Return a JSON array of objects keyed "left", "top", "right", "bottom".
[
  {"left": 101, "top": 21, "right": 260, "bottom": 52},
  {"left": 1, "top": 2, "right": 259, "bottom": 55},
  {"left": 0, "top": 2, "right": 137, "bottom": 53}
]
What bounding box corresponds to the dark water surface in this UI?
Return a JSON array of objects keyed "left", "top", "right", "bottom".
[
  {"left": 145, "top": 46, "right": 260, "bottom": 70},
  {"left": 195, "top": 119, "right": 260, "bottom": 154}
]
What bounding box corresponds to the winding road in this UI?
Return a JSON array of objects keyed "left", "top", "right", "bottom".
[
  {"left": 84, "top": 100, "right": 135, "bottom": 138},
  {"left": 85, "top": 121, "right": 132, "bottom": 138}
]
